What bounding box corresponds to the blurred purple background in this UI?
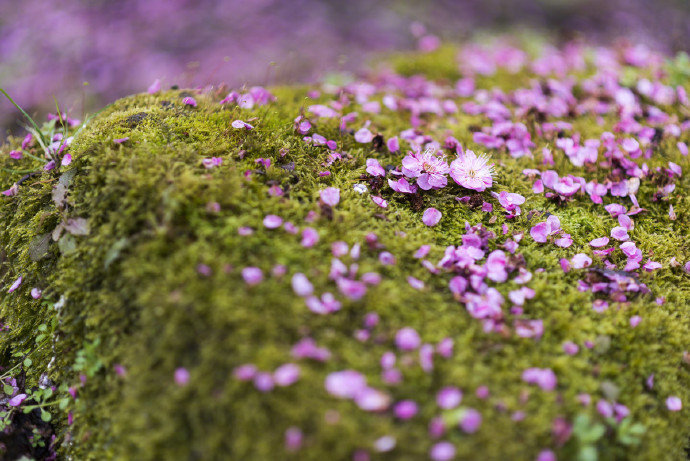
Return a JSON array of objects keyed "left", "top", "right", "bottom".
[{"left": 1, "top": 0, "right": 689, "bottom": 136}]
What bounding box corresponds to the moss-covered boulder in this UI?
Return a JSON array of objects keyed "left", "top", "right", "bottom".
[{"left": 0, "top": 42, "right": 689, "bottom": 460}]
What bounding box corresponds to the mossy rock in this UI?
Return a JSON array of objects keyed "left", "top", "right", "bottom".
[{"left": 0, "top": 45, "right": 689, "bottom": 460}]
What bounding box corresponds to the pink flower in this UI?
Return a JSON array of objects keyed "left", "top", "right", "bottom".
[
  {"left": 395, "top": 327, "right": 421, "bottom": 350},
  {"left": 325, "top": 370, "right": 367, "bottom": 398},
  {"left": 231, "top": 120, "right": 254, "bottom": 130},
  {"left": 666, "top": 396, "right": 682, "bottom": 411},
  {"left": 402, "top": 148, "right": 450, "bottom": 190},
  {"left": 174, "top": 367, "right": 190, "bottom": 386},
  {"left": 336, "top": 278, "right": 366, "bottom": 300},
  {"left": 522, "top": 368, "right": 557, "bottom": 391},
  {"left": 554, "top": 234, "right": 573, "bottom": 248},
  {"left": 460, "top": 408, "right": 482, "bottom": 433},
  {"left": 422, "top": 207, "right": 442, "bottom": 226},
  {"left": 630, "top": 315, "right": 642, "bottom": 327},
  {"left": 393, "top": 400, "right": 418, "bottom": 419},
  {"left": 407, "top": 276, "right": 424, "bottom": 290},
  {"left": 273, "top": 363, "right": 300, "bottom": 386},
  {"left": 30, "top": 288, "right": 42, "bottom": 299},
  {"left": 285, "top": 427, "right": 303, "bottom": 452},
  {"left": 354, "top": 127, "right": 374, "bottom": 143},
  {"left": 388, "top": 177, "right": 418, "bottom": 194},
  {"left": 643, "top": 260, "right": 662, "bottom": 271},
  {"left": 253, "top": 372, "right": 274, "bottom": 392},
  {"left": 241, "top": 267, "right": 263, "bottom": 285},
  {"left": 530, "top": 215, "right": 561, "bottom": 243},
  {"left": 355, "top": 387, "right": 391, "bottom": 411},
  {"left": 429, "top": 442, "right": 456, "bottom": 461},
  {"left": 291, "top": 273, "right": 313, "bottom": 297},
  {"left": 320, "top": 187, "right": 340, "bottom": 207},
  {"left": 8, "top": 393, "right": 27, "bottom": 407},
  {"left": 449, "top": 150, "right": 494, "bottom": 191},
  {"left": 611, "top": 226, "right": 629, "bottom": 241},
  {"left": 494, "top": 191, "right": 525, "bottom": 212},
  {"left": 589, "top": 237, "right": 609, "bottom": 247},
  {"left": 563, "top": 341, "right": 579, "bottom": 355},
  {"left": 537, "top": 450, "right": 557, "bottom": 461},
  {"left": 387, "top": 136, "right": 400, "bottom": 152},
  {"left": 263, "top": 215, "right": 283, "bottom": 229},
  {"left": 182, "top": 96, "right": 197, "bottom": 107},
  {"left": 371, "top": 196, "right": 388, "bottom": 208},
  {"left": 8, "top": 276, "right": 22, "bottom": 293},
  {"left": 436, "top": 387, "right": 462, "bottom": 409},
  {"left": 233, "top": 364, "right": 257, "bottom": 381},
  {"left": 486, "top": 250, "right": 508, "bottom": 282},
  {"left": 300, "top": 227, "right": 319, "bottom": 247},
  {"left": 366, "top": 158, "right": 385, "bottom": 177},
  {"left": 571, "top": 253, "right": 592, "bottom": 269}
]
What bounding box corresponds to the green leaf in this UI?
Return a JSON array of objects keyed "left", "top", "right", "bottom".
[
  {"left": 58, "top": 398, "right": 69, "bottom": 410},
  {"left": 23, "top": 358, "right": 32, "bottom": 367},
  {"left": 57, "top": 234, "right": 77, "bottom": 254},
  {"left": 40, "top": 410, "right": 51, "bottom": 422},
  {"left": 577, "top": 445, "right": 598, "bottom": 461},
  {"left": 3, "top": 384, "right": 14, "bottom": 395}
]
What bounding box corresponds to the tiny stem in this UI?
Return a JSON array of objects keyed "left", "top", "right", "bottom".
[{"left": 0, "top": 89, "right": 46, "bottom": 145}]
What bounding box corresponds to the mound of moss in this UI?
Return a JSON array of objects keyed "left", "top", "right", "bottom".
[{"left": 0, "top": 42, "right": 689, "bottom": 460}]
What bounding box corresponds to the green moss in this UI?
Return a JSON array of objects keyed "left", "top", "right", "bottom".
[{"left": 0, "top": 46, "right": 689, "bottom": 460}]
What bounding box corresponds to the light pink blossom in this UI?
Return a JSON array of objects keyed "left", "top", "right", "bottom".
[
  {"left": 422, "top": 207, "right": 442, "bottom": 226},
  {"left": 449, "top": 150, "right": 494, "bottom": 191}
]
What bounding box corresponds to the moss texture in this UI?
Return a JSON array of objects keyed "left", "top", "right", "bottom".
[{"left": 0, "top": 44, "right": 689, "bottom": 460}]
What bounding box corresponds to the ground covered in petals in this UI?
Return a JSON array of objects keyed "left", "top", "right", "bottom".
[{"left": 1, "top": 39, "right": 690, "bottom": 460}]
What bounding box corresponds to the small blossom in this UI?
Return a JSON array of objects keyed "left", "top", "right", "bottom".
[
  {"left": 285, "top": 427, "right": 303, "bottom": 451},
  {"left": 241, "top": 267, "right": 263, "bottom": 285},
  {"left": 402, "top": 148, "right": 450, "bottom": 190},
  {"left": 393, "top": 400, "right": 418, "bottom": 419},
  {"left": 666, "top": 396, "right": 682, "bottom": 411},
  {"left": 231, "top": 120, "right": 254, "bottom": 130},
  {"left": 407, "top": 276, "right": 424, "bottom": 290},
  {"left": 291, "top": 273, "right": 313, "bottom": 297},
  {"left": 395, "top": 327, "right": 421, "bottom": 351},
  {"left": 253, "top": 372, "right": 275, "bottom": 392},
  {"left": 8, "top": 393, "right": 27, "bottom": 407},
  {"left": 320, "top": 187, "right": 340, "bottom": 207},
  {"left": 589, "top": 237, "right": 609, "bottom": 247},
  {"left": 354, "top": 127, "right": 374, "bottom": 143},
  {"left": 429, "top": 442, "right": 455, "bottom": 461},
  {"left": 449, "top": 150, "right": 494, "bottom": 192},
  {"left": 522, "top": 368, "right": 557, "bottom": 391},
  {"left": 460, "top": 408, "right": 482, "bottom": 433},
  {"left": 366, "top": 158, "right": 386, "bottom": 177},
  {"left": 174, "top": 367, "right": 190, "bottom": 386},
  {"left": 263, "top": 215, "right": 283, "bottom": 229},
  {"left": 610, "top": 226, "right": 629, "bottom": 241},
  {"left": 436, "top": 386, "right": 462, "bottom": 409},
  {"left": 422, "top": 207, "right": 442, "bottom": 226},
  {"left": 182, "top": 96, "right": 197, "bottom": 107},
  {"left": 273, "top": 363, "right": 300, "bottom": 386},
  {"left": 8, "top": 276, "right": 22, "bottom": 293},
  {"left": 371, "top": 196, "right": 388, "bottom": 208},
  {"left": 563, "top": 341, "right": 579, "bottom": 355},
  {"left": 571, "top": 253, "right": 592, "bottom": 269},
  {"left": 387, "top": 136, "right": 400, "bottom": 152},
  {"left": 301, "top": 227, "right": 319, "bottom": 247}
]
